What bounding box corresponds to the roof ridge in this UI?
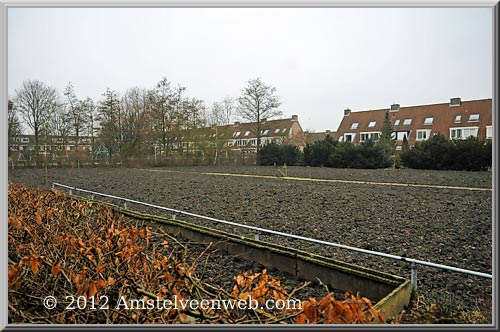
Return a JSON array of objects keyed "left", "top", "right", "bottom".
[{"left": 349, "top": 98, "right": 492, "bottom": 114}]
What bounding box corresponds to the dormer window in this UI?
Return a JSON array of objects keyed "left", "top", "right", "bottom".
[
  {"left": 368, "top": 121, "right": 376, "bottom": 128},
  {"left": 468, "top": 114, "right": 480, "bottom": 122},
  {"left": 351, "top": 122, "right": 359, "bottom": 130}
]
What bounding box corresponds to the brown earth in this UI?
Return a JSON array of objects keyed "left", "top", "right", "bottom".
[{"left": 8, "top": 165, "right": 493, "bottom": 322}]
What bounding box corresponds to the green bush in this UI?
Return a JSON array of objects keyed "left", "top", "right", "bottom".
[
  {"left": 257, "top": 143, "right": 303, "bottom": 166},
  {"left": 303, "top": 136, "right": 391, "bottom": 169},
  {"left": 401, "top": 134, "right": 491, "bottom": 171},
  {"left": 329, "top": 141, "right": 391, "bottom": 169},
  {"left": 303, "top": 135, "right": 336, "bottom": 167}
]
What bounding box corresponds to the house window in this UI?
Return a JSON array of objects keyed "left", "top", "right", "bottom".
[
  {"left": 454, "top": 115, "right": 462, "bottom": 123},
  {"left": 262, "top": 129, "right": 269, "bottom": 135},
  {"left": 249, "top": 139, "right": 257, "bottom": 146},
  {"left": 360, "top": 132, "right": 381, "bottom": 142},
  {"left": 424, "top": 117, "right": 434, "bottom": 125},
  {"left": 244, "top": 131, "right": 250, "bottom": 136},
  {"left": 368, "top": 121, "right": 376, "bottom": 128},
  {"left": 344, "top": 133, "right": 356, "bottom": 142},
  {"left": 274, "top": 128, "right": 280, "bottom": 134},
  {"left": 21, "top": 137, "right": 29, "bottom": 143},
  {"left": 396, "top": 146, "right": 402, "bottom": 151},
  {"left": 450, "top": 127, "right": 479, "bottom": 139},
  {"left": 392, "top": 131, "right": 410, "bottom": 141},
  {"left": 403, "top": 119, "right": 412, "bottom": 126},
  {"left": 486, "top": 126, "right": 493, "bottom": 139},
  {"left": 416, "top": 129, "right": 431, "bottom": 141},
  {"left": 468, "top": 114, "right": 480, "bottom": 122},
  {"left": 282, "top": 128, "right": 287, "bottom": 133},
  {"left": 394, "top": 119, "right": 400, "bottom": 126},
  {"left": 351, "top": 122, "right": 359, "bottom": 129}
]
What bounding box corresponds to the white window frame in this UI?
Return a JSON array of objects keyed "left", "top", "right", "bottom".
[
  {"left": 486, "top": 126, "right": 493, "bottom": 139},
  {"left": 244, "top": 131, "right": 250, "bottom": 136},
  {"left": 449, "top": 126, "right": 479, "bottom": 140},
  {"left": 282, "top": 128, "right": 287, "bottom": 133},
  {"left": 344, "top": 133, "right": 356, "bottom": 142},
  {"left": 454, "top": 115, "right": 462, "bottom": 123},
  {"left": 416, "top": 129, "right": 432, "bottom": 141},
  {"left": 21, "top": 137, "right": 29, "bottom": 143},
  {"left": 468, "top": 114, "right": 480, "bottom": 122},
  {"left": 403, "top": 119, "right": 412, "bottom": 126},
  {"left": 368, "top": 121, "right": 376, "bottom": 128},
  {"left": 394, "top": 119, "right": 400, "bottom": 126},
  {"left": 262, "top": 129, "right": 269, "bottom": 135},
  {"left": 424, "top": 117, "right": 434, "bottom": 125},
  {"left": 392, "top": 131, "right": 411, "bottom": 141},
  {"left": 350, "top": 122, "right": 359, "bottom": 130},
  {"left": 359, "top": 131, "right": 382, "bottom": 142},
  {"left": 274, "top": 128, "right": 280, "bottom": 134}
]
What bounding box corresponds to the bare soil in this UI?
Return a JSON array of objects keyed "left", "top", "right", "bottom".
[{"left": 9, "top": 165, "right": 493, "bottom": 322}]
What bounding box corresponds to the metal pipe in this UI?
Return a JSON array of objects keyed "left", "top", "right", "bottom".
[
  {"left": 410, "top": 261, "right": 418, "bottom": 300},
  {"left": 51, "top": 182, "right": 493, "bottom": 279}
]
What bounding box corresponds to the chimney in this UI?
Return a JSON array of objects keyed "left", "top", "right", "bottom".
[
  {"left": 291, "top": 115, "right": 298, "bottom": 121},
  {"left": 325, "top": 130, "right": 331, "bottom": 135},
  {"left": 450, "top": 97, "right": 461, "bottom": 107},
  {"left": 234, "top": 121, "right": 240, "bottom": 126},
  {"left": 344, "top": 108, "right": 351, "bottom": 116},
  {"left": 261, "top": 118, "right": 267, "bottom": 123},
  {"left": 390, "top": 103, "right": 400, "bottom": 112}
]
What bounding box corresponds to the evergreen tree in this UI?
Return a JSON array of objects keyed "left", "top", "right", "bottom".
[
  {"left": 377, "top": 111, "right": 396, "bottom": 166},
  {"left": 402, "top": 135, "right": 410, "bottom": 154}
]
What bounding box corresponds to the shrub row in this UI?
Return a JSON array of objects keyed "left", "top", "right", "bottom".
[
  {"left": 400, "top": 134, "right": 492, "bottom": 171},
  {"left": 258, "top": 133, "right": 492, "bottom": 171},
  {"left": 303, "top": 135, "right": 392, "bottom": 169},
  {"left": 257, "top": 143, "right": 303, "bottom": 166}
]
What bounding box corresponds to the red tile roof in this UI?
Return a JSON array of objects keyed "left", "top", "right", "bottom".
[{"left": 336, "top": 98, "right": 492, "bottom": 145}]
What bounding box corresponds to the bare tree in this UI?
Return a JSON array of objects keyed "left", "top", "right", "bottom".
[
  {"left": 120, "top": 87, "right": 150, "bottom": 162},
  {"left": 207, "top": 97, "right": 235, "bottom": 164},
  {"left": 14, "top": 80, "right": 58, "bottom": 164},
  {"left": 98, "top": 88, "right": 122, "bottom": 162},
  {"left": 8, "top": 100, "right": 22, "bottom": 158},
  {"left": 237, "top": 78, "right": 282, "bottom": 154},
  {"left": 82, "top": 97, "right": 98, "bottom": 164},
  {"left": 148, "top": 77, "right": 177, "bottom": 159},
  {"left": 210, "top": 96, "right": 234, "bottom": 126},
  {"left": 64, "top": 82, "right": 90, "bottom": 167}
]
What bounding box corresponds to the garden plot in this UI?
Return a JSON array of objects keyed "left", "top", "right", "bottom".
[{"left": 9, "top": 166, "right": 493, "bottom": 322}]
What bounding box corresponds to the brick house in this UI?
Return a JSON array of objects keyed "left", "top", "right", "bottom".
[
  {"left": 170, "top": 115, "right": 307, "bottom": 154},
  {"left": 305, "top": 130, "right": 337, "bottom": 144},
  {"left": 9, "top": 134, "right": 95, "bottom": 162},
  {"left": 335, "top": 98, "right": 492, "bottom": 150}
]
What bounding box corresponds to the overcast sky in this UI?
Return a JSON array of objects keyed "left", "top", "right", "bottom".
[{"left": 8, "top": 7, "right": 493, "bottom": 132}]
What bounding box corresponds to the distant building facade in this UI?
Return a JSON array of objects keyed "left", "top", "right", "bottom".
[
  {"left": 335, "top": 98, "right": 492, "bottom": 150},
  {"left": 9, "top": 134, "right": 97, "bottom": 162},
  {"left": 304, "top": 130, "right": 337, "bottom": 144},
  {"left": 169, "top": 115, "right": 307, "bottom": 154}
]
